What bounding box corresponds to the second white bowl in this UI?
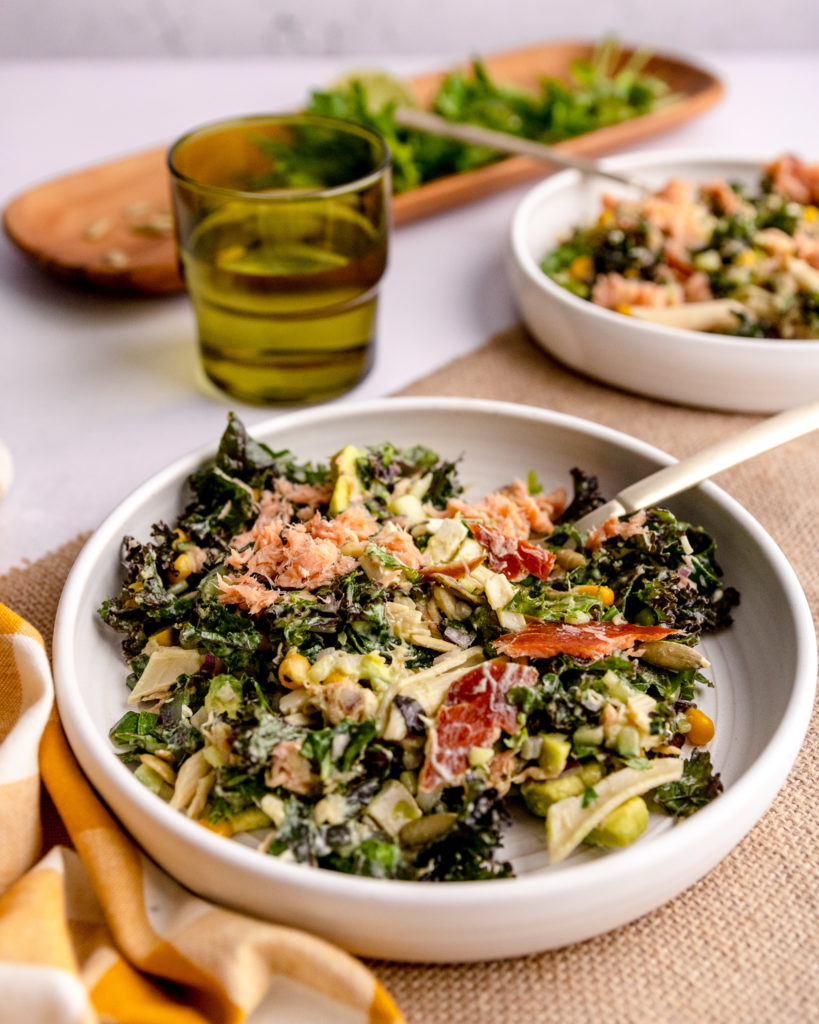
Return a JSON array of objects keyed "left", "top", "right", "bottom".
[{"left": 507, "top": 151, "right": 819, "bottom": 414}]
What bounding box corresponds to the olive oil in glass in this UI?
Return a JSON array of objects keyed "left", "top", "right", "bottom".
[{"left": 169, "top": 115, "right": 391, "bottom": 404}]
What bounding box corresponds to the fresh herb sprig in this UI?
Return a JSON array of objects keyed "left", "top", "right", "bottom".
[{"left": 306, "top": 39, "right": 670, "bottom": 195}]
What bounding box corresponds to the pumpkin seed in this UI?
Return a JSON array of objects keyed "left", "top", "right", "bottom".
[{"left": 640, "top": 640, "right": 710, "bottom": 670}]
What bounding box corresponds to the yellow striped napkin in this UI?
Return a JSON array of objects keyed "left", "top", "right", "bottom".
[{"left": 0, "top": 602, "right": 402, "bottom": 1024}]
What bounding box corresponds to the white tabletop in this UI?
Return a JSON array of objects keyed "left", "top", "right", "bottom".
[{"left": 1, "top": 51, "right": 818, "bottom": 575}]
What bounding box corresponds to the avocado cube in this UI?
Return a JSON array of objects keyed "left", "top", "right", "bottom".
[
  {"left": 228, "top": 807, "right": 273, "bottom": 833},
  {"left": 538, "top": 733, "right": 572, "bottom": 777},
  {"left": 329, "top": 445, "right": 365, "bottom": 515},
  {"left": 578, "top": 762, "right": 604, "bottom": 787},
  {"left": 583, "top": 795, "right": 649, "bottom": 848},
  {"left": 522, "top": 774, "right": 586, "bottom": 817}
]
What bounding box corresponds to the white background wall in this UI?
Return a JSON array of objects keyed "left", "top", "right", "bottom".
[{"left": 3, "top": 0, "right": 819, "bottom": 56}]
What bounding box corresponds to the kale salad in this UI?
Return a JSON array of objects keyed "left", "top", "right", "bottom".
[
  {"left": 542, "top": 154, "right": 819, "bottom": 339},
  {"left": 100, "top": 415, "right": 733, "bottom": 881}
]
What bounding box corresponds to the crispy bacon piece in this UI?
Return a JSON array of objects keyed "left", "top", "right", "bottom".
[
  {"left": 469, "top": 522, "right": 556, "bottom": 582},
  {"left": 493, "top": 620, "right": 677, "bottom": 661},
  {"left": 418, "top": 659, "right": 538, "bottom": 792}
]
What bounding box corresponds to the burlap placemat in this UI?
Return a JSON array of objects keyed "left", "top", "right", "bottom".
[{"left": 1, "top": 325, "right": 817, "bottom": 1023}]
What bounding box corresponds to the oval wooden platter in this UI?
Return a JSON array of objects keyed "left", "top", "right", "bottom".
[{"left": 2, "top": 41, "right": 722, "bottom": 296}]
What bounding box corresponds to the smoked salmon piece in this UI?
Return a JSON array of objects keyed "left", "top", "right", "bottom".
[{"left": 494, "top": 620, "right": 677, "bottom": 660}]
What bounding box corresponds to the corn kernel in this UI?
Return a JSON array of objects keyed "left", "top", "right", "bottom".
[
  {"left": 614, "top": 304, "right": 632, "bottom": 316},
  {"left": 324, "top": 668, "right": 352, "bottom": 685},
  {"left": 278, "top": 649, "right": 311, "bottom": 689},
  {"left": 569, "top": 255, "right": 593, "bottom": 279},
  {"left": 172, "top": 528, "right": 189, "bottom": 550},
  {"left": 803, "top": 205, "right": 818, "bottom": 222},
  {"left": 198, "top": 817, "right": 233, "bottom": 837},
  {"left": 597, "top": 209, "right": 615, "bottom": 228},
  {"left": 734, "top": 249, "right": 757, "bottom": 267},
  {"left": 685, "top": 707, "right": 715, "bottom": 746},
  {"left": 149, "top": 627, "right": 174, "bottom": 647},
  {"left": 168, "top": 552, "right": 194, "bottom": 583},
  {"left": 572, "top": 584, "right": 615, "bottom": 606}
]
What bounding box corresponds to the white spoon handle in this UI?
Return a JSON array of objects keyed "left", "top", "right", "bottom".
[{"left": 575, "top": 398, "right": 819, "bottom": 532}]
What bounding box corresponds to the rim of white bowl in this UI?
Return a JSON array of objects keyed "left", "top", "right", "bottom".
[
  {"left": 509, "top": 149, "right": 819, "bottom": 354},
  {"left": 54, "top": 397, "right": 817, "bottom": 911}
]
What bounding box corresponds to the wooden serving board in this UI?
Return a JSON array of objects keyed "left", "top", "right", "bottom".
[{"left": 2, "top": 41, "right": 722, "bottom": 296}]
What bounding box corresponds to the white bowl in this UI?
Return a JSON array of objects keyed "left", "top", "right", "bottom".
[
  {"left": 53, "top": 398, "right": 816, "bottom": 962},
  {"left": 507, "top": 151, "right": 819, "bottom": 414}
]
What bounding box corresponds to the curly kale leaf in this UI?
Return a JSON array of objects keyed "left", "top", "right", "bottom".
[
  {"left": 99, "top": 538, "right": 196, "bottom": 657},
  {"left": 180, "top": 415, "right": 278, "bottom": 543},
  {"left": 356, "top": 442, "right": 462, "bottom": 510},
  {"left": 652, "top": 751, "right": 723, "bottom": 819},
  {"left": 266, "top": 798, "right": 412, "bottom": 878},
  {"left": 419, "top": 780, "right": 513, "bottom": 881},
  {"left": 180, "top": 467, "right": 259, "bottom": 544},
  {"left": 508, "top": 659, "right": 611, "bottom": 735},
  {"left": 468, "top": 603, "right": 506, "bottom": 658},
  {"left": 507, "top": 652, "right": 698, "bottom": 732},
  {"left": 178, "top": 602, "right": 262, "bottom": 672},
  {"left": 109, "top": 680, "right": 201, "bottom": 761},
  {"left": 358, "top": 442, "right": 441, "bottom": 483},
  {"left": 424, "top": 457, "right": 463, "bottom": 508},
  {"left": 327, "top": 838, "right": 409, "bottom": 879},
  {"left": 155, "top": 683, "right": 204, "bottom": 753},
  {"left": 556, "top": 468, "right": 606, "bottom": 527},
  {"left": 573, "top": 508, "right": 739, "bottom": 634},
  {"left": 109, "top": 710, "right": 164, "bottom": 757},
  {"left": 213, "top": 411, "right": 280, "bottom": 479},
  {"left": 209, "top": 768, "right": 271, "bottom": 820},
  {"left": 229, "top": 709, "right": 305, "bottom": 771},
  {"left": 300, "top": 719, "right": 379, "bottom": 780},
  {"left": 632, "top": 663, "right": 710, "bottom": 703},
  {"left": 507, "top": 582, "right": 614, "bottom": 623},
  {"left": 180, "top": 414, "right": 328, "bottom": 544},
  {"left": 262, "top": 571, "right": 395, "bottom": 660}
]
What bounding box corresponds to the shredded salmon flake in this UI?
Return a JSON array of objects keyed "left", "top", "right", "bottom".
[
  {"left": 444, "top": 481, "right": 565, "bottom": 540},
  {"left": 219, "top": 503, "right": 376, "bottom": 611}
]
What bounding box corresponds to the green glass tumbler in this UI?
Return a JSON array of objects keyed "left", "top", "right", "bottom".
[{"left": 168, "top": 114, "right": 391, "bottom": 404}]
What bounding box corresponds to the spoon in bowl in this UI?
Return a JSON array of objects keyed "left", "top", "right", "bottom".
[{"left": 572, "top": 397, "right": 819, "bottom": 534}]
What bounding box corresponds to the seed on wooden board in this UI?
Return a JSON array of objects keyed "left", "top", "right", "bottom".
[
  {"left": 103, "top": 249, "right": 129, "bottom": 267},
  {"left": 83, "top": 216, "right": 113, "bottom": 240}
]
